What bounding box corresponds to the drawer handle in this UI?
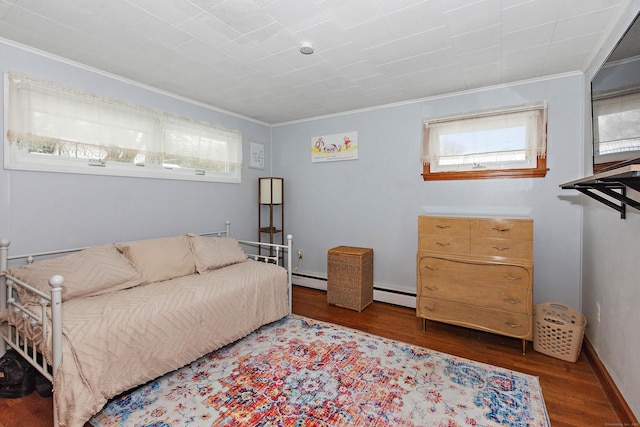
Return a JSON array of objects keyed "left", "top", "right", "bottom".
[
  {"left": 504, "top": 298, "right": 521, "bottom": 304},
  {"left": 436, "top": 242, "right": 451, "bottom": 247},
  {"left": 505, "top": 322, "right": 523, "bottom": 328},
  {"left": 424, "top": 285, "right": 439, "bottom": 291},
  {"left": 423, "top": 305, "right": 434, "bottom": 312},
  {"left": 504, "top": 275, "right": 523, "bottom": 281},
  {"left": 435, "top": 225, "right": 451, "bottom": 229},
  {"left": 492, "top": 226, "right": 511, "bottom": 232},
  {"left": 423, "top": 265, "right": 439, "bottom": 271},
  {"left": 492, "top": 246, "right": 510, "bottom": 252}
]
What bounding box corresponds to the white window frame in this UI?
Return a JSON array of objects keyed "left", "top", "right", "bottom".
[
  {"left": 422, "top": 103, "right": 547, "bottom": 180},
  {"left": 4, "top": 73, "right": 242, "bottom": 183}
]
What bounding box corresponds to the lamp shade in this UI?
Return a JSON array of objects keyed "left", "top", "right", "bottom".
[{"left": 259, "top": 177, "right": 283, "bottom": 204}]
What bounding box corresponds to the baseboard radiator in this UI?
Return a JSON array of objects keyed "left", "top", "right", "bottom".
[{"left": 292, "top": 273, "right": 416, "bottom": 309}]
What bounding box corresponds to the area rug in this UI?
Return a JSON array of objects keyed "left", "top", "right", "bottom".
[{"left": 89, "top": 314, "right": 550, "bottom": 427}]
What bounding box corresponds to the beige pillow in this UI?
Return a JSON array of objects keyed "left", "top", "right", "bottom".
[
  {"left": 6, "top": 244, "right": 142, "bottom": 304},
  {"left": 188, "top": 235, "right": 247, "bottom": 273},
  {"left": 117, "top": 235, "right": 196, "bottom": 284}
]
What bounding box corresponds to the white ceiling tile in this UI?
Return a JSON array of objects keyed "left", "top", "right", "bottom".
[
  {"left": 501, "top": 0, "right": 561, "bottom": 33},
  {"left": 175, "top": 38, "right": 230, "bottom": 67},
  {"left": 460, "top": 61, "right": 502, "bottom": 87},
  {"left": 555, "top": 0, "right": 624, "bottom": 19},
  {"left": 502, "top": 22, "right": 555, "bottom": 52},
  {"left": 320, "top": 0, "right": 385, "bottom": 30},
  {"left": 214, "top": 57, "right": 258, "bottom": 78},
  {"left": 443, "top": 0, "right": 501, "bottom": 37},
  {"left": 209, "top": 0, "right": 275, "bottom": 34},
  {"left": 451, "top": 24, "right": 500, "bottom": 54},
  {"left": 179, "top": 13, "right": 241, "bottom": 47},
  {"left": 248, "top": 54, "right": 295, "bottom": 75},
  {"left": 218, "top": 36, "right": 272, "bottom": 64},
  {"left": 319, "top": 43, "right": 368, "bottom": 68},
  {"left": 293, "top": 19, "right": 351, "bottom": 52},
  {"left": 385, "top": 1, "right": 446, "bottom": 36},
  {"left": 554, "top": 8, "right": 621, "bottom": 41},
  {"left": 246, "top": 22, "right": 299, "bottom": 54},
  {"left": 127, "top": 0, "right": 203, "bottom": 26},
  {"left": 363, "top": 26, "right": 452, "bottom": 66},
  {"left": 263, "top": 0, "right": 328, "bottom": 33},
  {"left": 0, "top": 0, "right": 634, "bottom": 123},
  {"left": 457, "top": 46, "right": 501, "bottom": 69},
  {"left": 337, "top": 60, "right": 380, "bottom": 80},
  {"left": 132, "top": 16, "right": 193, "bottom": 49},
  {"left": 375, "top": 0, "right": 428, "bottom": 15},
  {"left": 77, "top": 0, "right": 150, "bottom": 29},
  {"left": 342, "top": 17, "right": 399, "bottom": 52}
]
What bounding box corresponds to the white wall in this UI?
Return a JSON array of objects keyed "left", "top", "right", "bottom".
[
  {"left": 582, "top": 0, "right": 640, "bottom": 418},
  {"left": 0, "top": 41, "right": 272, "bottom": 254},
  {"left": 273, "top": 74, "right": 585, "bottom": 310}
]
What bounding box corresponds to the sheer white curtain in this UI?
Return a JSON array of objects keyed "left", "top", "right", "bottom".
[
  {"left": 422, "top": 104, "right": 547, "bottom": 171},
  {"left": 5, "top": 73, "right": 242, "bottom": 182}
]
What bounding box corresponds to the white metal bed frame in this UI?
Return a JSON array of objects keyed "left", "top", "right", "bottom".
[{"left": 0, "top": 220, "right": 292, "bottom": 426}]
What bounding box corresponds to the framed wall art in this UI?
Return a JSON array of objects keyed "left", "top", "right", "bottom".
[{"left": 311, "top": 131, "right": 358, "bottom": 163}]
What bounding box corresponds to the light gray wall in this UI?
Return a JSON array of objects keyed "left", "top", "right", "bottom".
[
  {"left": 273, "top": 74, "right": 585, "bottom": 310},
  {"left": 582, "top": 0, "right": 640, "bottom": 418},
  {"left": 0, "top": 42, "right": 272, "bottom": 254}
]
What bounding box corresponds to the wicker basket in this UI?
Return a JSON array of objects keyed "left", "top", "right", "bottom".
[
  {"left": 327, "top": 246, "right": 373, "bottom": 312},
  {"left": 533, "top": 302, "right": 587, "bottom": 362}
]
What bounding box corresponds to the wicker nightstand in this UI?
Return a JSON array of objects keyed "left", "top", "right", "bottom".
[{"left": 327, "top": 246, "right": 373, "bottom": 312}]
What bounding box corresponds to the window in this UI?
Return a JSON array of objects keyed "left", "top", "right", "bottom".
[
  {"left": 421, "top": 103, "right": 548, "bottom": 181},
  {"left": 4, "top": 73, "right": 242, "bottom": 183},
  {"left": 592, "top": 89, "right": 640, "bottom": 168}
]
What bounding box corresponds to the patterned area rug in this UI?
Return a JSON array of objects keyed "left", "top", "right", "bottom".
[{"left": 89, "top": 315, "right": 550, "bottom": 427}]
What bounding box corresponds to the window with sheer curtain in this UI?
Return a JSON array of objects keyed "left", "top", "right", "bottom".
[
  {"left": 4, "top": 73, "right": 242, "bottom": 183},
  {"left": 421, "top": 103, "right": 548, "bottom": 180},
  {"left": 592, "top": 89, "right": 640, "bottom": 165}
]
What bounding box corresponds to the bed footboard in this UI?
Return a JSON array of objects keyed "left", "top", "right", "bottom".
[
  {"left": 237, "top": 234, "right": 294, "bottom": 313},
  {"left": 0, "top": 240, "right": 63, "bottom": 382}
]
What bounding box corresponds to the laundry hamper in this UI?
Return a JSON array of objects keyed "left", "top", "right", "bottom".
[
  {"left": 327, "top": 246, "right": 373, "bottom": 312},
  {"left": 533, "top": 302, "right": 586, "bottom": 362}
]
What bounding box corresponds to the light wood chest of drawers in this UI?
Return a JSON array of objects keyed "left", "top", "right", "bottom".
[{"left": 417, "top": 215, "right": 534, "bottom": 353}]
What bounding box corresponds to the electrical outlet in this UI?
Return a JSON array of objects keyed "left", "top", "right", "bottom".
[
  {"left": 596, "top": 302, "right": 601, "bottom": 323},
  {"left": 298, "top": 249, "right": 304, "bottom": 260}
]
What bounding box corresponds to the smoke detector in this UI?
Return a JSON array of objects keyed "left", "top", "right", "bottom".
[{"left": 300, "top": 42, "right": 314, "bottom": 55}]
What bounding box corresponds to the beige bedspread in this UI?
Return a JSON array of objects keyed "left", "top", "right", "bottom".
[{"left": 41, "top": 259, "right": 288, "bottom": 427}]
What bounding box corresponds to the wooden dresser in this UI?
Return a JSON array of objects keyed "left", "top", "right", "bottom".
[{"left": 417, "top": 215, "right": 534, "bottom": 353}]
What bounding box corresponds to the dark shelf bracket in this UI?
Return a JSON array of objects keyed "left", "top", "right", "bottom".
[{"left": 560, "top": 160, "right": 640, "bottom": 219}]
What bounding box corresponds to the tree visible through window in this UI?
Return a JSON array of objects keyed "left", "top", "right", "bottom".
[{"left": 421, "top": 103, "right": 548, "bottom": 181}]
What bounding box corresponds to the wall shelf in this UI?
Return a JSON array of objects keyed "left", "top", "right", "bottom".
[{"left": 560, "top": 158, "right": 640, "bottom": 218}]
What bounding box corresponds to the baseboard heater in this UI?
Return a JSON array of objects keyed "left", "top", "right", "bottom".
[{"left": 292, "top": 272, "right": 416, "bottom": 308}]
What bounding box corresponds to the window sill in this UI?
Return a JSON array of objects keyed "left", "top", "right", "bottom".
[{"left": 422, "top": 158, "right": 548, "bottom": 181}]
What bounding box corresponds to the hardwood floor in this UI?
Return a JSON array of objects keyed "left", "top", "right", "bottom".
[
  {"left": 0, "top": 285, "right": 627, "bottom": 427},
  {"left": 292, "top": 286, "right": 624, "bottom": 427}
]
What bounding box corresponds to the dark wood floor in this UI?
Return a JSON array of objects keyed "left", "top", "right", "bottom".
[{"left": 0, "top": 285, "right": 625, "bottom": 427}]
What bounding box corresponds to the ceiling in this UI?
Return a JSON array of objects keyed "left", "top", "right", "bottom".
[{"left": 0, "top": 0, "right": 634, "bottom": 124}]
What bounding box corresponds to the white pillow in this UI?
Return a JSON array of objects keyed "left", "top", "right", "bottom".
[
  {"left": 6, "top": 244, "right": 142, "bottom": 303},
  {"left": 117, "top": 235, "right": 196, "bottom": 284},
  {"left": 188, "top": 235, "right": 247, "bottom": 274}
]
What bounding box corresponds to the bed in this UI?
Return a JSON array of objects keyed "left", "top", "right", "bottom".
[{"left": 0, "top": 222, "right": 293, "bottom": 427}]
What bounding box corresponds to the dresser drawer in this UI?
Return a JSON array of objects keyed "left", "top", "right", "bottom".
[
  {"left": 470, "top": 237, "right": 533, "bottom": 260},
  {"left": 471, "top": 218, "right": 533, "bottom": 240},
  {"left": 418, "top": 235, "right": 470, "bottom": 253},
  {"left": 417, "top": 256, "right": 531, "bottom": 290},
  {"left": 417, "top": 298, "right": 532, "bottom": 340},
  {"left": 418, "top": 279, "right": 532, "bottom": 314},
  {"left": 419, "top": 216, "right": 470, "bottom": 236}
]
